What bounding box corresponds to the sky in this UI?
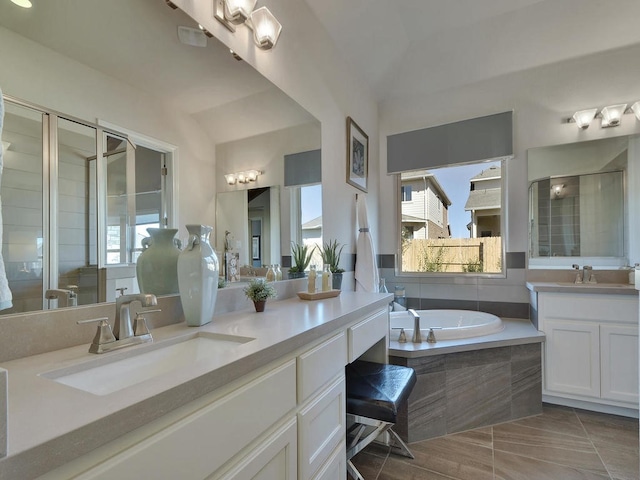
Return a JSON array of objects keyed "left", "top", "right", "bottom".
[
  {"left": 301, "top": 183, "right": 322, "bottom": 224},
  {"left": 430, "top": 161, "right": 501, "bottom": 238}
]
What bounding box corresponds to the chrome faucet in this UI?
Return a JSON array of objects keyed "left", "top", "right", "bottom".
[
  {"left": 114, "top": 294, "right": 158, "bottom": 340},
  {"left": 582, "top": 265, "right": 594, "bottom": 283},
  {"left": 77, "top": 294, "right": 160, "bottom": 354},
  {"left": 45, "top": 288, "right": 77, "bottom": 308},
  {"left": 408, "top": 309, "right": 422, "bottom": 343}
]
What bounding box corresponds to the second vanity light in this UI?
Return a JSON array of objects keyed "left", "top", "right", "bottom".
[
  {"left": 569, "top": 101, "right": 640, "bottom": 129},
  {"left": 214, "top": 0, "right": 282, "bottom": 50}
]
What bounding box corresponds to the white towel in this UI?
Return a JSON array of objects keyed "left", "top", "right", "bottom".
[
  {"left": 0, "top": 88, "right": 14, "bottom": 310},
  {"left": 354, "top": 195, "right": 379, "bottom": 293}
]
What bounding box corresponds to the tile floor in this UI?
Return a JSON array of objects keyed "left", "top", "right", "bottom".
[{"left": 350, "top": 404, "right": 639, "bottom": 480}]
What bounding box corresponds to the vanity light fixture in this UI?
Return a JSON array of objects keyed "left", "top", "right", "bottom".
[
  {"left": 631, "top": 102, "right": 640, "bottom": 121},
  {"left": 214, "top": 0, "right": 282, "bottom": 50},
  {"left": 249, "top": 7, "right": 282, "bottom": 50},
  {"left": 572, "top": 109, "right": 598, "bottom": 129},
  {"left": 600, "top": 104, "right": 627, "bottom": 128},
  {"left": 10, "top": 0, "right": 32, "bottom": 8},
  {"left": 225, "top": 170, "right": 262, "bottom": 185}
]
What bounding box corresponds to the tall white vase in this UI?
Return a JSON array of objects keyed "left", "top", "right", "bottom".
[{"left": 178, "top": 225, "right": 219, "bottom": 327}]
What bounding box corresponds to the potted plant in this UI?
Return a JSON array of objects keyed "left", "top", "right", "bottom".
[
  {"left": 288, "top": 242, "right": 315, "bottom": 279},
  {"left": 243, "top": 278, "right": 277, "bottom": 312},
  {"left": 320, "top": 239, "right": 345, "bottom": 289}
]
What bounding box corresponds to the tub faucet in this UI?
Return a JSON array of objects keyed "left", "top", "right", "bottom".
[
  {"left": 114, "top": 294, "right": 158, "bottom": 340},
  {"left": 408, "top": 309, "right": 422, "bottom": 343},
  {"left": 583, "top": 265, "right": 594, "bottom": 283}
]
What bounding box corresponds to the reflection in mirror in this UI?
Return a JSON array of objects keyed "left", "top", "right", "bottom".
[
  {"left": 0, "top": 0, "right": 321, "bottom": 307},
  {"left": 2, "top": 102, "right": 44, "bottom": 313},
  {"left": 398, "top": 160, "right": 504, "bottom": 274},
  {"left": 529, "top": 171, "right": 624, "bottom": 258},
  {"left": 528, "top": 136, "right": 635, "bottom": 267}
]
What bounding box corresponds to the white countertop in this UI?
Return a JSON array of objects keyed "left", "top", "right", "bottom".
[
  {"left": 0, "top": 292, "right": 391, "bottom": 479},
  {"left": 526, "top": 281, "right": 638, "bottom": 296},
  {"left": 389, "top": 318, "right": 544, "bottom": 358}
]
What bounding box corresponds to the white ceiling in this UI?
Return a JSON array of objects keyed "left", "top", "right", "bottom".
[
  {"left": 302, "top": 0, "right": 640, "bottom": 102},
  {"left": 3, "top": 0, "right": 640, "bottom": 134}
]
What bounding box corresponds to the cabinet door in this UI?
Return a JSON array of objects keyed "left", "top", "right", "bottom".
[
  {"left": 311, "top": 442, "right": 346, "bottom": 480},
  {"left": 600, "top": 324, "right": 639, "bottom": 403},
  {"left": 544, "top": 319, "right": 600, "bottom": 398},
  {"left": 298, "top": 375, "right": 346, "bottom": 480},
  {"left": 211, "top": 418, "right": 297, "bottom": 480}
]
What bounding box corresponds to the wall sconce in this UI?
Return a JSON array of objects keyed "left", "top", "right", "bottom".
[
  {"left": 631, "top": 102, "right": 640, "bottom": 121},
  {"left": 600, "top": 104, "right": 627, "bottom": 128},
  {"left": 225, "top": 170, "right": 262, "bottom": 185},
  {"left": 215, "top": 0, "right": 282, "bottom": 50},
  {"left": 572, "top": 109, "right": 598, "bottom": 129},
  {"left": 10, "top": 0, "right": 32, "bottom": 8},
  {"left": 551, "top": 184, "right": 564, "bottom": 198}
]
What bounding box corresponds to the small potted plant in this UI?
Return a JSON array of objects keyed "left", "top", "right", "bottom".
[
  {"left": 320, "top": 239, "right": 345, "bottom": 289},
  {"left": 288, "top": 242, "right": 315, "bottom": 279},
  {"left": 243, "top": 278, "right": 277, "bottom": 312}
]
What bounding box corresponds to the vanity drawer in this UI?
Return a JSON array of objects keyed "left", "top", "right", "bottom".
[
  {"left": 297, "top": 332, "right": 347, "bottom": 403},
  {"left": 348, "top": 309, "right": 388, "bottom": 362},
  {"left": 297, "top": 375, "right": 345, "bottom": 480},
  {"left": 76, "top": 360, "right": 296, "bottom": 480}
]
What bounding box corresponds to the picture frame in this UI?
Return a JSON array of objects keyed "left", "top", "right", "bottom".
[
  {"left": 346, "top": 116, "right": 368, "bottom": 192},
  {"left": 252, "top": 236, "right": 260, "bottom": 260}
]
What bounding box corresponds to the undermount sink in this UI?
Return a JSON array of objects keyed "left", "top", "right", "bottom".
[{"left": 40, "top": 332, "right": 255, "bottom": 396}]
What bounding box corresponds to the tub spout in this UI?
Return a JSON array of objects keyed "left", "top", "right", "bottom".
[{"left": 408, "top": 309, "right": 422, "bottom": 343}]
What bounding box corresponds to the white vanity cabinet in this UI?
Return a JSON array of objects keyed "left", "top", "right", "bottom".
[
  {"left": 538, "top": 291, "right": 639, "bottom": 412},
  {"left": 35, "top": 304, "right": 389, "bottom": 480}
]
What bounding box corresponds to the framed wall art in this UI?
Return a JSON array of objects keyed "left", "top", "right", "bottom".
[{"left": 346, "top": 116, "right": 368, "bottom": 192}]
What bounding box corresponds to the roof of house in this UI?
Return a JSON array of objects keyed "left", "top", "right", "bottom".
[
  {"left": 470, "top": 165, "right": 502, "bottom": 182},
  {"left": 401, "top": 213, "right": 426, "bottom": 223},
  {"left": 464, "top": 188, "right": 501, "bottom": 211},
  {"left": 302, "top": 216, "right": 322, "bottom": 230}
]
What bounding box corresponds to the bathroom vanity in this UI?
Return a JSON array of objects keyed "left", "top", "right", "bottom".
[
  {"left": 0, "top": 292, "right": 390, "bottom": 480},
  {"left": 528, "top": 282, "right": 639, "bottom": 416}
]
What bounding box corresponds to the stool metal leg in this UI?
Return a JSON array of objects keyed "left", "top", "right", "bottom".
[
  {"left": 388, "top": 428, "right": 414, "bottom": 459},
  {"left": 347, "top": 459, "right": 365, "bottom": 480}
]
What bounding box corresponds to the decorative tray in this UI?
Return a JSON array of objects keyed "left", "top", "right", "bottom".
[{"left": 297, "top": 290, "right": 341, "bottom": 301}]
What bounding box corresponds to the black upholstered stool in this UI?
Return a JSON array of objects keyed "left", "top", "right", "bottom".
[{"left": 345, "top": 360, "right": 417, "bottom": 480}]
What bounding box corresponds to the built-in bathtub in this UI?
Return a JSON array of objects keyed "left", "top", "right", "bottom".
[
  {"left": 388, "top": 312, "right": 545, "bottom": 443},
  {"left": 390, "top": 309, "right": 504, "bottom": 341}
]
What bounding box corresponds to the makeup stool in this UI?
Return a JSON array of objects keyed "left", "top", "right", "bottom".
[{"left": 345, "top": 360, "right": 416, "bottom": 480}]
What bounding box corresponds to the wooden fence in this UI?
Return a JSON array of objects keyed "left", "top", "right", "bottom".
[{"left": 402, "top": 237, "right": 502, "bottom": 273}]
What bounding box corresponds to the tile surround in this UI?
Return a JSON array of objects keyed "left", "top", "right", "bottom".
[{"left": 390, "top": 343, "right": 542, "bottom": 443}]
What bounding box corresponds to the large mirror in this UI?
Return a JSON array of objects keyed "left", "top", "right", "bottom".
[
  {"left": 0, "top": 0, "right": 321, "bottom": 311},
  {"left": 528, "top": 135, "right": 639, "bottom": 267}
]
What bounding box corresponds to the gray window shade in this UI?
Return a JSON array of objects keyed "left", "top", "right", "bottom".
[
  {"left": 284, "top": 149, "right": 321, "bottom": 186},
  {"left": 387, "top": 111, "right": 513, "bottom": 174}
]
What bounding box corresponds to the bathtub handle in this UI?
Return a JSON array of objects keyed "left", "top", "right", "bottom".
[
  {"left": 426, "top": 326, "right": 443, "bottom": 344},
  {"left": 391, "top": 327, "right": 407, "bottom": 343}
]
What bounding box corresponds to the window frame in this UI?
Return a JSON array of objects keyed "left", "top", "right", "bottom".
[{"left": 395, "top": 158, "right": 508, "bottom": 278}]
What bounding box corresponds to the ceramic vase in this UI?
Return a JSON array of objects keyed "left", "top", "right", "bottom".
[
  {"left": 136, "top": 228, "right": 180, "bottom": 295},
  {"left": 332, "top": 272, "right": 343, "bottom": 290},
  {"left": 253, "top": 300, "right": 266, "bottom": 312},
  {"left": 178, "top": 225, "right": 219, "bottom": 327}
]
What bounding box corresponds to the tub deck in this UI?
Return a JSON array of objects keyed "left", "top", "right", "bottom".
[{"left": 389, "top": 317, "right": 544, "bottom": 358}]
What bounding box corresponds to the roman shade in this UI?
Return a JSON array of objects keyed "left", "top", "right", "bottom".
[
  {"left": 284, "top": 149, "right": 321, "bottom": 186},
  {"left": 387, "top": 111, "right": 513, "bottom": 174}
]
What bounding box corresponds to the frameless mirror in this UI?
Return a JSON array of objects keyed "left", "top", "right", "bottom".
[
  {"left": 527, "top": 136, "right": 636, "bottom": 267},
  {"left": 0, "top": 0, "right": 321, "bottom": 308}
]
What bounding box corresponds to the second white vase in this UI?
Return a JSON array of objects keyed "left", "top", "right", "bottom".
[{"left": 177, "top": 225, "right": 219, "bottom": 327}]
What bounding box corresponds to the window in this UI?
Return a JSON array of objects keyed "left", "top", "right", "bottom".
[
  {"left": 401, "top": 185, "right": 412, "bottom": 202},
  {"left": 398, "top": 160, "right": 504, "bottom": 274}
]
